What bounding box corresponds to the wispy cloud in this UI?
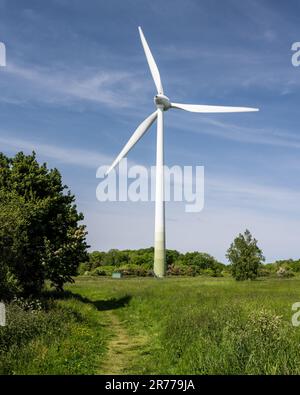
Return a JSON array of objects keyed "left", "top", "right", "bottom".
[
  {"left": 0, "top": 135, "right": 111, "bottom": 168},
  {"left": 1, "top": 61, "right": 149, "bottom": 109},
  {"left": 207, "top": 174, "right": 300, "bottom": 214},
  {"left": 169, "top": 112, "right": 300, "bottom": 150}
]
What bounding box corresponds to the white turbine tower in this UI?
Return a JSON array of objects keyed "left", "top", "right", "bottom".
[{"left": 106, "top": 27, "right": 259, "bottom": 278}]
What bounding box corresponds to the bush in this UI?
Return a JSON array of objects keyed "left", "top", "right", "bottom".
[
  {"left": 276, "top": 267, "right": 294, "bottom": 278},
  {"left": 91, "top": 267, "right": 107, "bottom": 276},
  {"left": 77, "top": 262, "right": 90, "bottom": 275},
  {"left": 258, "top": 267, "right": 272, "bottom": 277},
  {"left": 90, "top": 266, "right": 115, "bottom": 276},
  {"left": 118, "top": 264, "right": 151, "bottom": 277},
  {"left": 167, "top": 264, "right": 184, "bottom": 276}
]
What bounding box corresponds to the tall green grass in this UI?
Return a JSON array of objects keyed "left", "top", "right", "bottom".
[
  {"left": 0, "top": 294, "right": 107, "bottom": 374},
  {"left": 1, "top": 276, "right": 300, "bottom": 374},
  {"left": 71, "top": 276, "right": 300, "bottom": 374}
]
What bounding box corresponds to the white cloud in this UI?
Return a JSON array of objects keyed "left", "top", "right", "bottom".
[
  {"left": 207, "top": 174, "right": 300, "bottom": 214},
  {"left": 3, "top": 62, "right": 149, "bottom": 109},
  {"left": 0, "top": 135, "right": 111, "bottom": 168},
  {"left": 169, "top": 112, "right": 300, "bottom": 150}
]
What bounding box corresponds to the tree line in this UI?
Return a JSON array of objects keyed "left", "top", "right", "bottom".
[
  {"left": 81, "top": 230, "right": 300, "bottom": 280},
  {"left": 79, "top": 248, "right": 226, "bottom": 277}
]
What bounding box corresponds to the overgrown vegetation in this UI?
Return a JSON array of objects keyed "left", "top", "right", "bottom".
[
  {"left": 0, "top": 292, "right": 107, "bottom": 374},
  {"left": 262, "top": 259, "right": 300, "bottom": 278}
]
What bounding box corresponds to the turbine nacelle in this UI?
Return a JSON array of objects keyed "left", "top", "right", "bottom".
[{"left": 154, "top": 94, "right": 171, "bottom": 111}]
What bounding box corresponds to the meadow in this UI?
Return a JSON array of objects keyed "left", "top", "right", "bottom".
[{"left": 1, "top": 276, "right": 300, "bottom": 375}]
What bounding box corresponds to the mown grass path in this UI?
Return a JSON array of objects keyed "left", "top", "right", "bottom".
[{"left": 99, "top": 310, "right": 147, "bottom": 374}]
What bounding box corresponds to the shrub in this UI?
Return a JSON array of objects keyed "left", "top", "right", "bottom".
[
  {"left": 276, "top": 267, "right": 294, "bottom": 278},
  {"left": 118, "top": 264, "right": 150, "bottom": 277},
  {"left": 258, "top": 267, "right": 272, "bottom": 277},
  {"left": 167, "top": 264, "right": 184, "bottom": 276},
  {"left": 77, "top": 262, "right": 90, "bottom": 275}
]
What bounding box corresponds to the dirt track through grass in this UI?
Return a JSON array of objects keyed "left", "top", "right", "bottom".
[{"left": 99, "top": 310, "right": 147, "bottom": 374}]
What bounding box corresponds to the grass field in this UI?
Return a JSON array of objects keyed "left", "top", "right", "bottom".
[{"left": 1, "top": 276, "right": 300, "bottom": 375}]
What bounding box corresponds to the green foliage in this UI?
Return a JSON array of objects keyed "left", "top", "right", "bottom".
[
  {"left": 166, "top": 249, "right": 180, "bottom": 266},
  {"left": 77, "top": 262, "right": 90, "bottom": 275},
  {"left": 276, "top": 266, "right": 294, "bottom": 278},
  {"left": 257, "top": 259, "right": 300, "bottom": 278},
  {"left": 83, "top": 248, "right": 225, "bottom": 277},
  {"left": 226, "top": 229, "right": 265, "bottom": 281},
  {"left": 89, "top": 264, "right": 152, "bottom": 277},
  {"left": 0, "top": 152, "right": 88, "bottom": 297},
  {"left": 180, "top": 252, "right": 224, "bottom": 277},
  {"left": 288, "top": 260, "right": 300, "bottom": 272},
  {"left": 87, "top": 248, "right": 154, "bottom": 269},
  {"left": 88, "top": 251, "right": 106, "bottom": 270},
  {"left": 274, "top": 259, "right": 300, "bottom": 274},
  {"left": 118, "top": 264, "right": 152, "bottom": 276},
  {"left": 91, "top": 265, "right": 116, "bottom": 276},
  {"left": 182, "top": 252, "right": 216, "bottom": 268}
]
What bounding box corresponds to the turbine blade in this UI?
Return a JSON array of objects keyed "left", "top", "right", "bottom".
[
  {"left": 171, "top": 102, "right": 259, "bottom": 113},
  {"left": 106, "top": 111, "right": 158, "bottom": 175},
  {"left": 138, "top": 26, "right": 164, "bottom": 94}
]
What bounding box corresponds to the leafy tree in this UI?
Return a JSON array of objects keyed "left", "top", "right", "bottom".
[
  {"left": 88, "top": 251, "right": 105, "bottom": 270},
  {"left": 0, "top": 190, "right": 37, "bottom": 297},
  {"left": 183, "top": 252, "right": 219, "bottom": 270},
  {"left": 0, "top": 152, "right": 88, "bottom": 296},
  {"left": 129, "top": 249, "right": 153, "bottom": 267},
  {"left": 166, "top": 249, "right": 181, "bottom": 267},
  {"left": 226, "top": 229, "right": 265, "bottom": 281}
]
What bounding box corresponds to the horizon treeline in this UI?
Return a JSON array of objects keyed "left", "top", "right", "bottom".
[{"left": 79, "top": 247, "right": 300, "bottom": 278}]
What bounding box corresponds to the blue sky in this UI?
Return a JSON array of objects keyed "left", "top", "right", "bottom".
[{"left": 1, "top": 0, "right": 300, "bottom": 262}]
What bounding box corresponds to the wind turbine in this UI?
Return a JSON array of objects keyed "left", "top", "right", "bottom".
[{"left": 106, "top": 27, "right": 259, "bottom": 278}]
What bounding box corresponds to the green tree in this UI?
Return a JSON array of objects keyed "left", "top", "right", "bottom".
[
  {"left": 0, "top": 152, "right": 88, "bottom": 296},
  {"left": 166, "top": 249, "right": 181, "bottom": 267},
  {"left": 226, "top": 229, "right": 265, "bottom": 281},
  {"left": 180, "top": 252, "right": 224, "bottom": 276},
  {"left": 0, "top": 190, "right": 25, "bottom": 299},
  {"left": 89, "top": 251, "right": 105, "bottom": 270}
]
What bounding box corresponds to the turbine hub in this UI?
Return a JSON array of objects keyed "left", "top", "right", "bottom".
[{"left": 154, "top": 94, "right": 171, "bottom": 111}]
